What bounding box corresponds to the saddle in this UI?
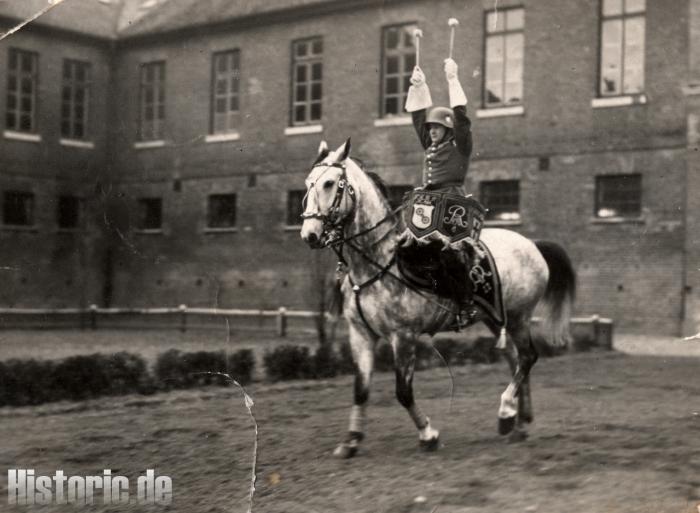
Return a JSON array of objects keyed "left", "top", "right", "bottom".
[{"left": 396, "top": 191, "right": 505, "bottom": 329}]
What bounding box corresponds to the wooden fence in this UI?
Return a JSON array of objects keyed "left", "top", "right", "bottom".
[{"left": 0, "top": 306, "right": 614, "bottom": 348}]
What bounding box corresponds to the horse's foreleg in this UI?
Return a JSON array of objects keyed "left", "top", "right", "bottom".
[
  {"left": 392, "top": 332, "right": 439, "bottom": 450},
  {"left": 498, "top": 322, "right": 538, "bottom": 436},
  {"left": 334, "top": 324, "right": 374, "bottom": 459}
]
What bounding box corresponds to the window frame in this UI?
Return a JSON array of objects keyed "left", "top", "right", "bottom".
[
  {"left": 61, "top": 59, "right": 92, "bottom": 140},
  {"left": 6, "top": 48, "right": 39, "bottom": 134},
  {"left": 210, "top": 49, "right": 241, "bottom": 135},
  {"left": 597, "top": 0, "right": 646, "bottom": 98},
  {"left": 206, "top": 193, "right": 237, "bottom": 230},
  {"left": 138, "top": 61, "right": 166, "bottom": 142},
  {"left": 135, "top": 197, "right": 163, "bottom": 232},
  {"left": 290, "top": 36, "right": 323, "bottom": 126},
  {"left": 285, "top": 189, "right": 306, "bottom": 227},
  {"left": 479, "top": 180, "right": 521, "bottom": 222},
  {"left": 57, "top": 195, "right": 83, "bottom": 230},
  {"left": 379, "top": 22, "right": 418, "bottom": 118},
  {"left": 481, "top": 6, "right": 525, "bottom": 109},
  {"left": 594, "top": 173, "right": 642, "bottom": 219},
  {"left": 3, "top": 190, "right": 35, "bottom": 227}
]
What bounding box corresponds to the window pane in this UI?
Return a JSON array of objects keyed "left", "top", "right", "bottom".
[
  {"left": 311, "top": 83, "right": 322, "bottom": 101},
  {"left": 296, "top": 84, "right": 307, "bottom": 102},
  {"left": 21, "top": 78, "right": 33, "bottom": 94},
  {"left": 207, "top": 194, "right": 236, "bottom": 228},
  {"left": 296, "top": 64, "right": 308, "bottom": 83},
  {"left": 386, "top": 56, "right": 399, "bottom": 75},
  {"left": 384, "top": 97, "right": 398, "bottom": 115},
  {"left": 9, "top": 50, "right": 17, "bottom": 70},
  {"left": 402, "top": 27, "right": 415, "bottom": 48},
  {"left": 58, "top": 196, "right": 80, "bottom": 228},
  {"left": 229, "top": 96, "right": 239, "bottom": 111},
  {"left": 404, "top": 53, "right": 416, "bottom": 72},
  {"left": 21, "top": 54, "right": 33, "bottom": 73},
  {"left": 216, "top": 79, "right": 226, "bottom": 95},
  {"left": 386, "top": 28, "right": 399, "bottom": 49},
  {"left": 6, "top": 113, "right": 16, "bottom": 130},
  {"left": 603, "top": 0, "right": 623, "bottom": 16},
  {"left": 4, "top": 192, "right": 34, "bottom": 226},
  {"left": 506, "top": 8, "right": 524, "bottom": 30},
  {"left": 312, "top": 39, "right": 323, "bottom": 55},
  {"left": 486, "top": 11, "right": 505, "bottom": 33},
  {"left": 481, "top": 181, "right": 520, "bottom": 221},
  {"left": 600, "top": 20, "right": 623, "bottom": 95},
  {"left": 296, "top": 41, "right": 307, "bottom": 57},
  {"left": 7, "top": 95, "right": 16, "bottom": 110},
  {"left": 215, "top": 98, "right": 226, "bottom": 113},
  {"left": 286, "top": 190, "right": 305, "bottom": 225},
  {"left": 625, "top": 0, "right": 645, "bottom": 13},
  {"left": 310, "top": 102, "right": 321, "bottom": 120},
  {"left": 8, "top": 76, "right": 17, "bottom": 92},
  {"left": 386, "top": 76, "right": 399, "bottom": 95},
  {"left": 623, "top": 17, "right": 645, "bottom": 94},
  {"left": 20, "top": 114, "right": 32, "bottom": 131},
  {"left": 295, "top": 104, "right": 306, "bottom": 122},
  {"left": 311, "top": 62, "right": 322, "bottom": 81},
  {"left": 137, "top": 198, "right": 162, "bottom": 230}
]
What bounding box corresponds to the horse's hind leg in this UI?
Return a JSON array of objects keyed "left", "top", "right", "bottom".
[
  {"left": 334, "top": 324, "right": 375, "bottom": 459},
  {"left": 392, "top": 331, "right": 439, "bottom": 450},
  {"left": 498, "top": 317, "right": 538, "bottom": 436}
]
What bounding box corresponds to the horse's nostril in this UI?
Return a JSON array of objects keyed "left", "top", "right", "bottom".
[{"left": 307, "top": 232, "right": 318, "bottom": 244}]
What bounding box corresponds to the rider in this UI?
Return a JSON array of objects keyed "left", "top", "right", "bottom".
[{"left": 404, "top": 58, "right": 476, "bottom": 322}]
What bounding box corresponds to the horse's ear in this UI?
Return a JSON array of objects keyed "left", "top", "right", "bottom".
[
  {"left": 338, "top": 137, "right": 351, "bottom": 162},
  {"left": 313, "top": 140, "right": 330, "bottom": 166}
]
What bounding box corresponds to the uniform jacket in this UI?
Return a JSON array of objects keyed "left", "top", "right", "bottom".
[{"left": 411, "top": 105, "right": 473, "bottom": 192}]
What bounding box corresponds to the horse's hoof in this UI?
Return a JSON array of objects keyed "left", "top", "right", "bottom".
[
  {"left": 333, "top": 443, "right": 358, "bottom": 459},
  {"left": 507, "top": 428, "right": 528, "bottom": 443},
  {"left": 419, "top": 436, "right": 440, "bottom": 451},
  {"left": 520, "top": 411, "right": 534, "bottom": 424},
  {"left": 498, "top": 415, "right": 516, "bottom": 435}
]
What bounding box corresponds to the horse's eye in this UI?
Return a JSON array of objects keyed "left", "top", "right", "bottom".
[{"left": 323, "top": 180, "right": 335, "bottom": 190}]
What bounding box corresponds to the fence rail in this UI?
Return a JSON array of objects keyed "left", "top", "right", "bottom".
[
  {"left": 0, "top": 305, "right": 324, "bottom": 336},
  {"left": 0, "top": 306, "right": 613, "bottom": 347}
]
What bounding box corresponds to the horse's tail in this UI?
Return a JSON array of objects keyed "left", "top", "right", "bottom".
[{"left": 535, "top": 240, "right": 576, "bottom": 348}]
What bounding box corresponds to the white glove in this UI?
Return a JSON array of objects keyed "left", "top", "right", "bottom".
[
  {"left": 444, "top": 58, "right": 458, "bottom": 81},
  {"left": 410, "top": 66, "right": 426, "bottom": 87}
]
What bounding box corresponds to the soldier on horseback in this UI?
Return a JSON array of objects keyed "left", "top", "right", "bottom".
[{"left": 401, "top": 56, "right": 478, "bottom": 325}]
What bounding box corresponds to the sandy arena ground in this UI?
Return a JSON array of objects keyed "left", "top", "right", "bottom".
[{"left": 1, "top": 332, "right": 700, "bottom": 513}]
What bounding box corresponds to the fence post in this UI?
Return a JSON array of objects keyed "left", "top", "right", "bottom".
[
  {"left": 90, "top": 304, "right": 98, "bottom": 330},
  {"left": 179, "top": 304, "right": 187, "bottom": 333},
  {"left": 277, "top": 307, "right": 287, "bottom": 337}
]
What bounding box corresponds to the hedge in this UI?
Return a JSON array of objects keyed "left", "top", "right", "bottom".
[{"left": 0, "top": 348, "right": 255, "bottom": 408}]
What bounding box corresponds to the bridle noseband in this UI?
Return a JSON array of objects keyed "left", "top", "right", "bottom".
[{"left": 301, "top": 162, "right": 356, "bottom": 244}]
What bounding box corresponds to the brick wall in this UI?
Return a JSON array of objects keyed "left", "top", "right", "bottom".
[{"left": 0, "top": 0, "right": 694, "bottom": 334}]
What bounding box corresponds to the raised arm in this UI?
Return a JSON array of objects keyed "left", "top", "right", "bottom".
[
  {"left": 444, "top": 58, "right": 472, "bottom": 156},
  {"left": 405, "top": 66, "right": 432, "bottom": 150}
]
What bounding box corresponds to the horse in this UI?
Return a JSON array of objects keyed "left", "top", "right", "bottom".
[{"left": 300, "top": 139, "right": 576, "bottom": 458}]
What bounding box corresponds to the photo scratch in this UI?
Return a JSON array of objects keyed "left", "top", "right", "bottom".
[{"left": 0, "top": 0, "right": 68, "bottom": 42}]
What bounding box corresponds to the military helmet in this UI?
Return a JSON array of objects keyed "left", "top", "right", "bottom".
[{"left": 424, "top": 106, "right": 454, "bottom": 129}]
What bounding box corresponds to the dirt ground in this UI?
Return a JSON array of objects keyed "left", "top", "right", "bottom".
[{"left": 2, "top": 347, "right": 700, "bottom": 513}]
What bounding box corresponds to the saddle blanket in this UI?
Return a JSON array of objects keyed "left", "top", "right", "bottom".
[{"left": 471, "top": 240, "right": 505, "bottom": 329}]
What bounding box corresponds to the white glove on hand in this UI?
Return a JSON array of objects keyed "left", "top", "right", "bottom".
[
  {"left": 411, "top": 66, "right": 426, "bottom": 87},
  {"left": 444, "top": 58, "right": 458, "bottom": 81}
]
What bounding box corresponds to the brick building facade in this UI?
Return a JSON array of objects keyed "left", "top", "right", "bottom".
[{"left": 0, "top": 0, "right": 698, "bottom": 335}]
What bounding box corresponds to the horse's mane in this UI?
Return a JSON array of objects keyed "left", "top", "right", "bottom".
[{"left": 350, "top": 157, "right": 389, "bottom": 201}]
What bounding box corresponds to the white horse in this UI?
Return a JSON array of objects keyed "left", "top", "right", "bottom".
[{"left": 300, "top": 139, "right": 576, "bottom": 458}]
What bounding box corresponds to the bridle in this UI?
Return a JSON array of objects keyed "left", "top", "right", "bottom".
[{"left": 301, "top": 161, "right": 357, "bottom": 246}]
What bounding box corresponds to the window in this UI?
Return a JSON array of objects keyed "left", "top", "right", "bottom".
[
  {"left": 483, "top": 8, "right": 524, "bottom": 107},
  {"left": 291, "top": 38, "right": 323, "bottom": 125},
  {"left": 595, "top": 174, "right": 641, "bottom": 218},
  {"left": 211, "top": 50, "right": 240, "bottom": 134},
  {"left": 138, "top": 61, "right": 165, "bottom": 141},
  {"left": 6, "top": 48, "right": 38, "bottom": 133},
  {"left": 286, "top": 190, "right": 305, "bottom": 226},
  {"left": 3, "top": 191, "right": 34, "bottom": 226},
  {"left": 381, "top": 24, "right": 417, "bottom": 116},
  {"left": 61, "top": 60, "right": 91, "bottom": 140},
  {"left": 386, "top": 185, "right": 413, "bottom": 210},
  {"left": 207, "top": 194, "right": 237, "bottom": 228},
  {"left": 480, "top": 180, "right": 520, "bottom": 221},
  {"left": 57, "top": 195, "right": 82, "bottom": 229},
  {"left": 135, "top": 198, "right": 162, "bottom": 230},
  {"left": 599, "top": 0, "right": 645, "bottom": 96}
]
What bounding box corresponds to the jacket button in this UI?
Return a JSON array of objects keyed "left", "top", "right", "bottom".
[{"left": 427, "top": 180, "right": 432, "bottom": 184}]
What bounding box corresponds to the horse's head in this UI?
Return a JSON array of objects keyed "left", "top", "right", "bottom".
[{"left": 300, "top": 138, "right": 356, "bottom": 248}]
